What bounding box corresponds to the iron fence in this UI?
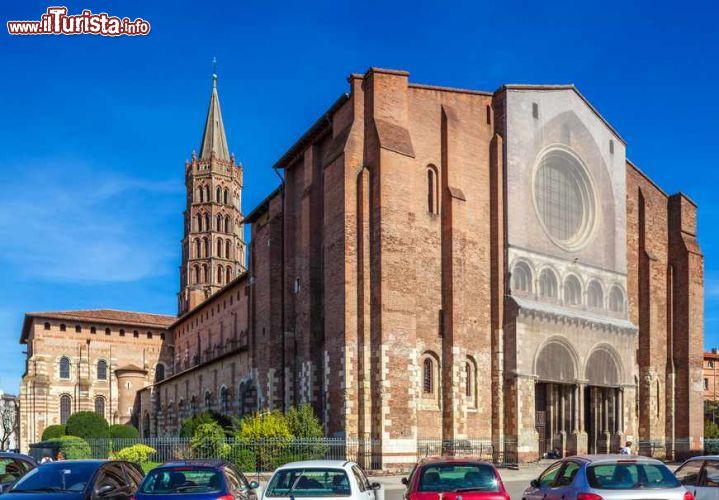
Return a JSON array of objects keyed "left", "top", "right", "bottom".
[{"left": 416, "top": 438, "right": 518, "bottom": 467}]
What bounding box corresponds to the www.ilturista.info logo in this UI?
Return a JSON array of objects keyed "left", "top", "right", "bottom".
[{"left": 7, "top": 6, "right": 151, "bottom": 36}]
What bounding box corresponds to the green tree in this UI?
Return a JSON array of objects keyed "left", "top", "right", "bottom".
[
  {"left": 108, "top": 424, "right": 140, "bottom": 439},
  {"left": 235, "top": 411, "right": 292, "bottom": 471},
  {"left": 180, "top": 410, "right": 233, "bottom": 438},
  {"left": 286, "top": 403, "right": 323, "bottom": 438},
  {"left": 41, "top": 425, "right": 66, "bottom": 440},
  {"left": 706, "top": 420, "right": 719, "bottom": 439},
  {"left": 191, "top": 422, "right": 230, "bottom": 459},
  {"left": 65, "top": 411, "right": 109, "bottom": 440}
]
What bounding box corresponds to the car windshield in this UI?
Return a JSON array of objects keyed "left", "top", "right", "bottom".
[
  {"left": 587, "top": 462, "right": 680, "bottom": 490},
  {"left": 418, "top": 463, "right": 499, "bottom": 493},
  {"left": 265, "top": 468, "right": 351, "bottom": 497},
  {"left": 1, "top": 458, "right": 33, "bottom": 483},
  {"left": 139, "top": 468, "right": 224, "bottom": 494},
  {"left": 11, "top": 462, "right": 96, "bottom": 492}
]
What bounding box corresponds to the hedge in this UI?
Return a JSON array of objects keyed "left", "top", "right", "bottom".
[
  {"left": 65, "top": 411, "right": 109, "bottom": 440},
  {"left": 41, "top": 425, "right": 66, "bottom": 441},
  {"left": 42, "top": 436, "right": 92, "bottom": 459},
  {"left": 108, "top": 424, "right": 139, "bottom": 439}
]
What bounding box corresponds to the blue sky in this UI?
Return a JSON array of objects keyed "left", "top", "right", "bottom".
[{"left": 1, "top": 0, "right": 718, "bottom": 393}]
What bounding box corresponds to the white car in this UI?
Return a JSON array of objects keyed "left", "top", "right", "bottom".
[{"left": 262, "top": 460, "right": 384, "bottom": 500}]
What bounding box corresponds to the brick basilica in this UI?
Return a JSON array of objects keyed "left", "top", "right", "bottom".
[{"left": 19, "top": 67, "right": 703, "bottom": 464}]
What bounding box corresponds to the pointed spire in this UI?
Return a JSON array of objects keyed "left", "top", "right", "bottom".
[{"left": 199, "top": 62, "right": 230, "bottom": 162}]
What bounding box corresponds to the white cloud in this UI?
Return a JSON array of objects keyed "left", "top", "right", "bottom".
[{"left": 0, "top": 160, "right": 182, "bottom": 283}]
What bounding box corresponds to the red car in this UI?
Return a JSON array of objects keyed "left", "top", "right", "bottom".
[{"left": 402, "top": 458, "right": 510, "bottom": 500}]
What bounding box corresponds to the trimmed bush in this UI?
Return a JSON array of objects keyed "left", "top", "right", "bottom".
[
  {"left": 41, "top": 425, "right": 66, "bottom": 441},
  {"left": 191, "top": 423, "right": 230, "bottom": 459},
  {"left": 180, "top": 410, "right": 233, "bottom": 438},
  {"left": 108, "top": 424, "right": 139, "bottom": 439},
  {"left": 43, "top": 436, "right": 92, "bottom": 459},
  {"left": 114, "top": 444, "right": 157, "bottom": 464},
  {"left": 65, "top": 411, "right": 109, "bottom": 440}
]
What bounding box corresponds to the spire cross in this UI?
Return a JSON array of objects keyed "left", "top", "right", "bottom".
[{"left": 212, "top": 57, "right": 218, "bottom": 88}]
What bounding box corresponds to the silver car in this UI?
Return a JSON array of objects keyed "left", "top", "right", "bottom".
[
  {"left": 675, "top": 456, "right": 719, "bottom": 500},
  {"left": 523, "top": 455, "right": 691, "bottom": 500}
]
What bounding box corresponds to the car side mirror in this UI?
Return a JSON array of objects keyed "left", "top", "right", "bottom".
[
  {"left": 401, "top": 478, "right": 408, "bottom": 486},
  {"left": 371, "top": 482, "right": 382, "bottom": 490},
  {"left": 96, "top": 484, "right": 116, "bottom": 497},
  {"left": 530, "top": 479, "right": 540, "bottom": 488},
  {"left": 249, "top": 481, "right": 260, "bottom": 490}
]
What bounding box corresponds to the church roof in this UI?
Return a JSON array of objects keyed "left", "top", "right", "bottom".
[
  {"left": 199, "top": 73, "right": 230, "bottom": 161},
  {"left": 20, "top": 309, "right": 175, "bottom": 343}
]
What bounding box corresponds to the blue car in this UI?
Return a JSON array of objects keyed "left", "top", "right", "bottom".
[
  {"left": 135, "top": 460, "right": 259, "bottom": 500},
  {"left": 0, "top": 452, "right": 37, "bottom": 494}
]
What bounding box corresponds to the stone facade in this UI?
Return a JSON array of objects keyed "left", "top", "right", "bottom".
[
  {"left": 18, "top": 67, "right": 704, "bottom": 465},
  {"left": 18, "top": 310, "right": 174, "bottom": 449}
]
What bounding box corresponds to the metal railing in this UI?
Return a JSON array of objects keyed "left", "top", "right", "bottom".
[{"left": 417, "top": 438, "right": 518, "bottom": 467}]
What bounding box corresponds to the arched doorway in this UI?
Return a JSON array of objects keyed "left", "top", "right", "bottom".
[
  {"left": 584, "top": 348, "right": 623, "bottom": 453},
  {"left": 534, "top": 341, "right": 577, "bottom": 457}
]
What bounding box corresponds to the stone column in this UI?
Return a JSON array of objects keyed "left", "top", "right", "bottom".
[{"left": 571, "top": 382, "right": 588, "bottom": 454}]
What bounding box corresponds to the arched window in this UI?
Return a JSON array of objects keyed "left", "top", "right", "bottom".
[
  {"left": 203, "top": 238, "right": 209, "bottom": 258},
  {"left": 225, "top": 215, "right": 231, "bottom": 233},
  {"left": 196, "top": 214, "right": 202, "bottom": 232},
  {"left": 465, "top": 357, "right": 477, "bottom": 408},
  {"left": 587, "top": 280, "right": 604, "bottom": 309},
  {"left": 226, "top": 266, "right": 232, "bottom": 283},
  {"left": 204, "top": 214, "right": 210, "bottom": 232},
  {"left": 95, "top": 396, "right": 105, "bottom": 417},
  {"left": 225, "top": 239, "right": 231, "bottom": 259},
  {"left": 223, "top": 188, "right": 229, "bottom": 205},
  {"left": 97, "top": 360, "right": 108, "bottom": 380},
  {"left": 512, "top": 261, "right": 533, "bottom": 294},
  {"left": 59, "top": 356, "right": 70, "bottom": 379},
  {"left": 217, "top": 265, "right": 224, "bottom": 284},
  {"left": 609, "top": 286, "right": 625, "bottom": 313},
  {"left": 423, "top": 358, "right": 434, "bottom": 394},
  {"left": 220, "top": 386, "right": 230, "bottom": 413},
  {"left": 204, "top": 186, "right": 210, "bottom": 203},
  {"left": 217, "top": 239, "right": 223, "bottom": 258},
  {"left": 427, "top": 166, "right": 439, "bottom": 214},
  {"left": 192, "top": 266, "right": 200, "bottom": 284},
  {"left": 194, "top": 239, "right": 201, "bottom": 258},
  {"left": 216, "top": 214, "right": 223, "bottom": 232},
  {"left": 216, "top": 187, "right": 222, "bottom": 203},
  {"left": 155, "top": 363, "right": 165, "bottom": 383},
  {"left": 539, "top": 269, "right": 558, "bottom": 299},
  {"left": 203, "top": 265, "right": 209, "bottom": 283},
  {"left": 563, "top": 275, "right": 582, "bottom": 306},
  {"left": 190, "top": 396, "right": 198, "bottom": 416},
  {"left": 142, "top": 412, "right": 150, "bottom": 438},
  {"left": 60, "top": 394, "right": 72, "bottom": 424},
  {"left": 204, "top": 391, "right": 212, "bottom": 409}
]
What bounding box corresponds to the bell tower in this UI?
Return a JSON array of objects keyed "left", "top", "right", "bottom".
[{"left": 178, "top": 71, "right": 246, "bottom": 315}]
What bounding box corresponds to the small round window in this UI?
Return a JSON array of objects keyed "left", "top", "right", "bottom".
[{"left": 533, "top": 147, "right": 596, "bottom": 250}]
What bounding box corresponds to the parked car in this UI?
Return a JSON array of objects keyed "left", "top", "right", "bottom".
[
  {"left": 135, "top": 460, "right": 259, "bottom": 500},
  {"left": 674, "top": 455, "right": 719, "bottom": 500},
  {"left": 402, "top": 457, "right": 508, "bottom": 500},
  {"left": 6, "top": 460, "right": 143, "bottom": 500},
  {"left": 523, "top": 455, "right": 692, "bottom": 500},
  {"left": 263, "top": 460, "right": 383, "bottom": 500},
  {"left": 0, "top": 453, "right": 37, "bottom": 494}
]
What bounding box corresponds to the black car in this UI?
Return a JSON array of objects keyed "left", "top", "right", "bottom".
[
  {"left": 0, "top": 452, "right": 37, "bottom": 493},
  {"left": 135, "top": 460, "right": 259, "bottom": 500},
  {"left": 6, "top": 460, "right": 143, "bottom": 500}
]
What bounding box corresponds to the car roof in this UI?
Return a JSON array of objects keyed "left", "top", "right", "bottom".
[
  {"left": 680, "top": 456, "right": 719, "bottom": 462},
  {"left": 276, "top": 460, "right": 355, "bottom": 470},
  {"left": 0, "top": 452, "right": 35, "bottom": 461},
  {"left": 417, "top": 456, "right": 495, "bottom": 466},
  {"left": 569, "top": 454, "right": 666, "bottom": 464},
  {"left": 40, "top": 460, "right": 108, "bottom": 466},
  {"left": 159, "top": 459, "right": 229, "bottom": 469}
]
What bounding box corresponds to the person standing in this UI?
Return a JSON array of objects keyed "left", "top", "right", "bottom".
[{"left": 620, "top": 441, "right": 633, "bottom": 454}]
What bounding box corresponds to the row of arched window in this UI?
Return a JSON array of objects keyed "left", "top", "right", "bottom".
[
  {"left": 194, "top": 213, "right": 234, "bottom": 233},
  {"left": 58, "top": 357, "right": 108, "bottom": 381},
  {"left": 192, "top": 237, "right": 234, "bottom": 260},
  {"left": 194, "top": 185, "right": 237, "bottom": 206},
  {"left": 58, "top": 394, "right": 106, "bottom": 424},
  {"left": 191, "top": 264, "right": 234, "bottom": 286},
  {"left": 420, "top": 353, "right": 478, "bottom": 407},
  {"left": 511, "top": 260, "right": 626, "bottom": 314}
]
